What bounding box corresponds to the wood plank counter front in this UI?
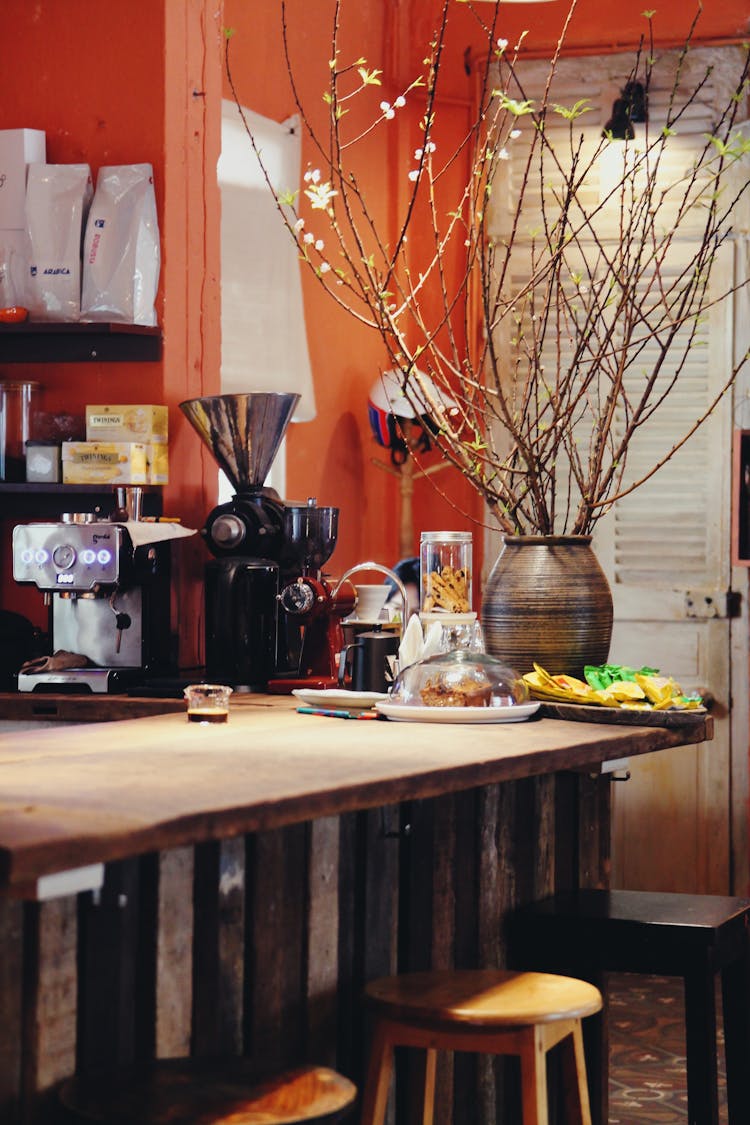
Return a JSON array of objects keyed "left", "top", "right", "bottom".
[{"left": 0, "top": 695, "right": 713, "bottom": 1124}]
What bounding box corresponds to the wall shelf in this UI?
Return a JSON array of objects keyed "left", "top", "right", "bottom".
[
  {"left": 0, "top": 323, "right": 162, "bottom": 364},
  {"left": 0, "top": 483, "right": 162, "bottom": 520}
]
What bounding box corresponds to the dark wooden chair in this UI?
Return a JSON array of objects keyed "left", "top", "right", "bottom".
[
  {"left": 510, "top": 889, "right": 750, "bottom": 1125},
  {"left": 360, "top": 968, "right": 602, "bottom": 1125},
  {"left": 59, "top": 1060, "right": 357, "bottom": 1124}
]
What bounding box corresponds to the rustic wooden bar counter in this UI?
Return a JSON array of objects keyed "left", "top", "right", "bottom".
[{"left": 0, "top": 695, "right": 713, "bottom": 1124}]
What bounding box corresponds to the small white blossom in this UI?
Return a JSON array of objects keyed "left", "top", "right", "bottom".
[
  {"left": 319, "top": 261, "right": 331, "bottom": 273},
  {"left": 408, "top": 169, "right": 420, "bottom": 182},
  {"left": 425, "top": 141, "right": 436, "bottom": 154},
  {"left": 497, "top": 38, "right": 508, "bottom": 50},
  {"left": 303, "top": 232, "right": 314, "bottom": 244},
  {"left": 315, "top": 239, "right": 325, "bottom": 251},
  {"left": 510, "top": 129, "right": 521, "bottom": 139},
  {"left": 394, "top": 95, "right": 406, "bottom": 108},
  {"left": 414, "top": 147, "right": 423, "bottom": 160},
  {"left": 303, "top": 168, "right": 321, "bottom": 184},
  {"left": 293, "top": 217, "right": 305, "bottom": 232},
  {"left": 305, "top": 181, "right": 338, "bottom": 210},
  {"left": 380, "top": 100, "right": 395, "bottom": 120},
  {"left": 497, "top": 148, "right": 510, "bottom": 161}
]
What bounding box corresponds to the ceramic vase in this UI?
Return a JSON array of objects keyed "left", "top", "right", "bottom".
[{"left": 481, "top": 535, "right": 613, "bottom": 676}]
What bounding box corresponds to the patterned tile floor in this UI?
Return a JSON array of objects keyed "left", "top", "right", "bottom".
[{"left": 608, "top": 973, "right": 727, "bottom": 1124}]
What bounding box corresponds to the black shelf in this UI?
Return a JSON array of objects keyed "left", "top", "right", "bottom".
[
  {"left": 0, "top": 322, "right": 162, "bottom": 363},
  {"left": 0, "top": 483, "right": 162, "bottom": 520}
]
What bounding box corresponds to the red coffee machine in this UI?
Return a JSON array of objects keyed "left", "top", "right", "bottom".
[{"left": 268, "top": 502, "right": 355, "bottom": 692}]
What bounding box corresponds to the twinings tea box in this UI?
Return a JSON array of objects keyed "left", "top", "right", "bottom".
[
  {"left": 85, "top": 404, "right": 168, "bottom": 445},
  {"left": 62, "top": 441, "right": 149, "bottom": 485},
  {"left": 147, "top": 442, "right": 169, "bottom": 485}
]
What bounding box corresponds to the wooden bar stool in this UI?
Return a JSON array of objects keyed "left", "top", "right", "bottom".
[
  {"left": 59, "top": 1060, "right": 357, "bottom": 1123},
  {"left": 360, "top": 969, "right": 602, "bottom": 1125},
  {"left": 510, "top": 889, "right": 750, "bottom": 1125}
]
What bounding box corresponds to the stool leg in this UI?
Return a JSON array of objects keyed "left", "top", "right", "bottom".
[
  {"left": 519, "top": 1026, "right": 549, "bottom": 1125},
  {"left": 558, "top": 1022, "right": 593, "bottom": 1125},
  {"left": 684, "top": 967, "right": 720, "bottom": 1125},
  {"left": 721, "top": 941, "right": 750, "bottom": 1124},
  {"left": 406, "top": 1046, "right": 437, "bottom": 1125},
  {"left": 360, "top": 1018, "right": 395, "bottom": 1125},
  {"left": 580, "top": 996, "right": 606, "bottom": 1125}
]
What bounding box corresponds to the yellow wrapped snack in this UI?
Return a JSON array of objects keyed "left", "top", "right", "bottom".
[{"left": 523, "top": 662, "right": 705, "bottom": 712}]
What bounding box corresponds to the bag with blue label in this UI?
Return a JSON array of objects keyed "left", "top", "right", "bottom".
[
  {"left": 25, "top": 162, "right": 92, "bottom": 322},
  {"left": 81, "top": 163, "right": 160, "bottom": 327}
]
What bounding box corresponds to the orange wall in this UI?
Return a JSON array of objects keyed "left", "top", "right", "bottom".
[
  {"left": 223, "top": 0, "right": 486, "bottom": 586},
  {"left": 402, "top": 0, "right": 750, "bottom": 101}
]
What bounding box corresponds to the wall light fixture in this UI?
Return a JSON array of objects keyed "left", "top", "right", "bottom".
[{"left": 602, "top": 80, "right": 648, "bottom": 139}]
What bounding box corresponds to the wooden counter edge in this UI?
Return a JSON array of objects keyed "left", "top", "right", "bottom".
[
  {"left": 0, "top": 712, "right": 712, "bottom": 896},
  {"left": 0, "top": 692, "right": 186, "bottom": 722}
]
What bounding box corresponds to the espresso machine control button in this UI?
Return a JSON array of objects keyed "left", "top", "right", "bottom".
[{"left": 52, "top": 544, "right": 77, "bottom": 570}]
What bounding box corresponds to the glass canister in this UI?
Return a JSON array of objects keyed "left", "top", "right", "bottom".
[
  {"left": 0, "top": 379, "right": 41, "bottom": 481},
  {"left": 419, "top": 530, "right": 473, "bottom": 616}
]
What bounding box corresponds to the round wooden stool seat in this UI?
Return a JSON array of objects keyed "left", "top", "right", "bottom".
[
  {"left": 361, "top": 969, "right": 602, "bottom": 1125},
  {"left": 366, "top": 969, "right": 603, "bottom": 1028},
  {"left": 59, "top": 1060, "right": 357, "bottom": 1124}
]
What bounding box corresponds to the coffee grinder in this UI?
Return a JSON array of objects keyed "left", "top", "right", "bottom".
[
  {"left": 179, "top": 392, "right": 354, "bottom": 691},
  {"left": 12, "top": 515, "right": 173, "bottom": 692}
]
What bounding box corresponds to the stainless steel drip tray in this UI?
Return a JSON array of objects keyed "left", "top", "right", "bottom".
[{"left": 17, "top": 668, "right": 141, "bottom": 694}]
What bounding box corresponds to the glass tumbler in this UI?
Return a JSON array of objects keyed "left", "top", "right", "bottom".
[
  {"left": 183, "top": 683, "right": 233, "bottom": 724},
  {"left": 0, "top": 379, "right": 41, "bottom": 481}
]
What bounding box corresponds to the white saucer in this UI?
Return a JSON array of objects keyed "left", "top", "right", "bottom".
[
  {"left": 292, "top": 688, "right": 390, "bottom": 710},
  {"left": 375, "top": 701, "right": 540, "bottom": 724}
]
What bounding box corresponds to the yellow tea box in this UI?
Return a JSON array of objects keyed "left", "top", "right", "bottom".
[
  {"left": 62, "top": 442, "right": 149, "bottom": 485},
  {"left": 85, "top": 404, "right": 168, "bottom": 445},
  {"left": 147, "top": 443, "right": 169, "bottom": 485}
]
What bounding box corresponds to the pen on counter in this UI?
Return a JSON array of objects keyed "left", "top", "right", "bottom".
[{"left": 297, "top": 706, "right": 380, "bottom": 720}]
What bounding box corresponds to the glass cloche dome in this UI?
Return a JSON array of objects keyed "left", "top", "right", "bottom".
[{"left": 391, "top": 650, "right": 529, "bottom": 709}]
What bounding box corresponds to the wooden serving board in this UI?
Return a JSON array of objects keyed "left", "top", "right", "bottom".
[{"left": 536, "top": 700, "right": 709, "bottom": 728}]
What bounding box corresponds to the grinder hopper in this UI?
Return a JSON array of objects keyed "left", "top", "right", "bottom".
[{"left": 179, "top": 392, "right": 300, "bottom": 493}]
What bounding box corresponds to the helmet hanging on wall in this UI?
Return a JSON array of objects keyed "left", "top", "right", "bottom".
[{"left": 367, "top": 369, "right": 457, "bottom": 465}]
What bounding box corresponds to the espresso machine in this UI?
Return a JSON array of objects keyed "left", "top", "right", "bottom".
[
  {"left": 12, "top": 515, "right": 173, "bottom": 692},
  {"left": 179, "top": 392, "right": 354, "bottom": 691}
]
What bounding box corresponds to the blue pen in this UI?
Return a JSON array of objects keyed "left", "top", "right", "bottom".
[{"left": 297, "top": 706, "right": 380, "bottom": 720}]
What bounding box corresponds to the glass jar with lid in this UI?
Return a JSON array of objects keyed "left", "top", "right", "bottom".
[{"left": 419, "top": 530, "right": 473, "bottom": 618}]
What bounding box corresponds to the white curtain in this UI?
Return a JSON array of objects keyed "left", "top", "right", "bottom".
[{"left": 218, "top": 100, "right": 316, "bottom": 422}]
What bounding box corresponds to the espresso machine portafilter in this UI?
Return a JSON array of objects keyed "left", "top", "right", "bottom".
[{"left": 179, "top": 392, "right": 354, "bottom": 691}]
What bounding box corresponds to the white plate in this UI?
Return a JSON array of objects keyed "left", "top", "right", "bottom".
[
  {"left": 375, "top": 701, "right": 540, "bottom": 724},
  {"left": 292, "top": 688, "right": 390, "bottom": 710}
]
